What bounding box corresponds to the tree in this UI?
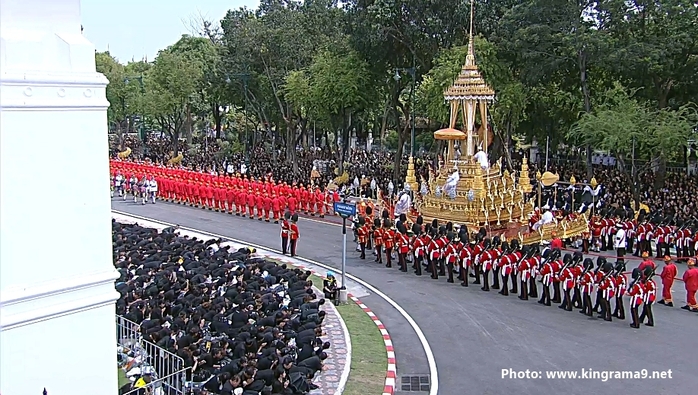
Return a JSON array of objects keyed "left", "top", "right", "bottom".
[
  {"left": 285, "top": 43, "right": 375, "bottom": 172},
  {"left": 96, "top": 52, "right": 139, "bottom": 144},
  {"left": 141, "top": 50, "right": 204, "bottom": 154},
  {"left": 568, "top": 83, "right": 697, "bottom": 204}
]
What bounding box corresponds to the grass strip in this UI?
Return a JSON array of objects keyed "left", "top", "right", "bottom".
[
  {"left": 118, "top": 367, "right": 130, "bottom": 388},
  {"left": 335, "top": 299, "right": 387, "bottom": 395}
]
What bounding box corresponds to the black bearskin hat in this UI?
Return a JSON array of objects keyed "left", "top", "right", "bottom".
[
  {"left": 601, "top": 261, "right": 613, "bottom": 273},
  {"left": 631, "top": 267, "right": 641, "bottom": 280},
  {"left": 365, "top": 206, "right": 373, "bottom": 217},
  {"left": 382, "top": 209, "right": 390, "bottom": 219},
  {"left": 431, "top": 218, "right": 439, "bottom": 229},
  {"left": 291, "top": 213, "right": 299, "bottom": 222},
  {"left": 501, "top": 241, "right": 509, "bottom": 253},
  {"left": 446, "top": 231, "right": 455, "bottom": 242},
  {"left": 642, "top": 266, "right": 653, "bottom": 278},
  {"left": 374, "top": 218, "right": 381, "bottom": 227},
  {"left": 563, "top": 253, "right": 572, "bottom": 264},
  {"left": 284, "top": 211, "right": 291, "bottom": 220},
  {"left": 399, "top": 213, "right": 407, "bottom": 223},
  {"left": 583, "top": 258, "right": 594, "bottom": 270},
  {"left": 398, "top": 223, "right": 407, "bottom": 234},
  {"left": 383, "top": 219, "right": 392, "bottom": 228},
  {"left": 412, "top": 223, "right": 422, "bottom": 236},
  {"left": 358, "top": 216, "right": 366, "bottom": 226},
  {"left": 572, "top": 251, "right": 584, "bottom": 263},
  {"left": 446, "top": 222, "right": 453, "bottom": 232},
  {"left": 416, "top": 215, "right": 424, "bottom": 225}
]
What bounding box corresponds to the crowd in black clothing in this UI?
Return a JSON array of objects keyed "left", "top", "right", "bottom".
[
  {"left": 113, "top": 221, "right": 332, "bottom": 395},
  {"left": 538, "top": 158, "right": 697, "bottom": 223}
]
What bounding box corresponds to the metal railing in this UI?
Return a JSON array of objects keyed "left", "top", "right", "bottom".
[{"left": 116, "top": 315, "right": 189, "bottom": 395}]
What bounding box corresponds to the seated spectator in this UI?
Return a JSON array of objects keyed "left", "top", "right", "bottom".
[
  {"left": 113, "top": 220, "right": 331, "bottom": 394},
  {"left": 323, "top": 272, "right": 338, "bottom": 300}
]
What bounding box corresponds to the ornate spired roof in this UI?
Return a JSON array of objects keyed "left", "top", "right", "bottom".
[{"left": 443, "top": 1, "right": 495, "bottom": 102}]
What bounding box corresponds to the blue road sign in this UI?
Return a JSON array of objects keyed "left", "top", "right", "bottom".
[{"left": 333, "top": 202, "right": 357, "bottom": 218}]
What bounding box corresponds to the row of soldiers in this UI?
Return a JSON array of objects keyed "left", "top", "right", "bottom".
[
  {"left": 353, "top": 213, "right": 659, "bottom": 328},
  {"left": 588, "top": 208, "right": 698, "bottom": 261}
]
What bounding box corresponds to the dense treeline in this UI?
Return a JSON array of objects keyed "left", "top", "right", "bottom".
[{"left": 98, "top": 0, "right": 698, "bottom": 181}]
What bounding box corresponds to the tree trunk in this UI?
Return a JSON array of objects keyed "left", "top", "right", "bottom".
[
  {"left": 186, "top": 104, "right": 193, "bottom": 145},
  {"left": 393, "top": 130, "right": 405, "bottom": 182},
  {"left": 578, "top": 49, "right": 593, "bottom": 180}
]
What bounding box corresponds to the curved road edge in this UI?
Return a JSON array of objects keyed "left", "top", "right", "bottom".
[{"left": 112, "top": 209, "right": 439, "bottom": 395}]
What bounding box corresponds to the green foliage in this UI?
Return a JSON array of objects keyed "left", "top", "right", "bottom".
[
  {"left": 97, "top": 0, "right": 698, "bottom": 177},
  {"left": 569, "top": 83, "right": 698, "bottom": 162}
]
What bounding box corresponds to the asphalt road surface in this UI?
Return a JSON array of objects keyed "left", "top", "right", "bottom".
[{"left": 112, "top": 198, "right": 696, "bottom": 395}]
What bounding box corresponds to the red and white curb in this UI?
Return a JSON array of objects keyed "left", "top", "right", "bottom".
[{"left": 349, "top": 295, "right": 396, "bottom": 395}]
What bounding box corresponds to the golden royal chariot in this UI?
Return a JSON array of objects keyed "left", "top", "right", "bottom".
[{"left": 403, "top": 11, "right": 588, "bottom": 245}]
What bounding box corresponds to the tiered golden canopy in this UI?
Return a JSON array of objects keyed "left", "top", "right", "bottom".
[{"left": 413, "top": 1, "right": 589, "bottom": 243}]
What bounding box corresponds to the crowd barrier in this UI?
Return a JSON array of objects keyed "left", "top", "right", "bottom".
[{"left": 116, "top": 315, "right": 189, "bottom": 395}]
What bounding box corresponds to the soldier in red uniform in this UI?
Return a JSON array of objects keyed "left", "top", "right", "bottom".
[
  {"left": 262, "top": 192, "right": 272, "bottom": 222},
  {"left": 246, "top": 189, "right": 256, "bottom": 218},
  {"left": 597, "top": 261, "right": 616, "bottom": 321},
  {"left": 639, "top": 266, "right": 656, "bottom": 326},
  {"left": 217, "top": 183, "right": 226, "bottom": 212},
  {"left": 289, "top": 213, "right": 300, "bottom": 257},
  {"left": 255, "top": 191, "right": 264, "bottom": 220},
  {"left": 280, "top": 211, "right": 291, "bottom": 254},
  {"left": 498, "top": 242, "right": 521, "bottom": 296},
  {"left": 226, "top": 185, "right": 236, "bottom": 214},
  {"left": 658, "top": 257, "right": 677, "bottom": 307},
  {"left": 537, "top": 249, "right": 559, "bottom": 306},
  {"left": 426, "top": 224, "right": 440, "bottom": 277},
  {"left": 397, "top": 224, "right": 411, "bottom": 273},
  {"left": 287, "top": 193, "right": 297, "bottom": 215},
  {"left": 206, "top": 182, "right": 215, "bottom": 210},
  {"left": 681, "top": 259, "right": 698, "bottom": 311},
  {"left": 436, "top": 227, "right": 450, "bottom": 278},
  {"left": 517, "top": 247, "right": 532, "bottom": 300},
  {"left": 457, "top": 229, "right": 471, "bottom": 285},
  {"left": 480, "top": 238, "right": 501, "bottom": 292},
  {"left": 557, "top": 253, "right": 576, "bottom": 311},
  {"left": 443, "top": 233, "right": 458, "bottom": 283},
  {"left": 315, "top": 188, "right": 325, "bottom": 218},
  {"left": 627, "top": 268, "right": 645, "bottom": 328},
  {"left": 383, "top": 219, "right": 395, "bottom": 268},
  {"left": 612, "top": 262, "right": 627, "bottom": 320},
  {"left": 373, "top": 219, "right": 384, "bottom": 264},
  {"left": 578, "top": 258, "right": 595, "bottom": 316},
  {"left": 271, "top": 193, "right": 281, "bottom": 223},
  {"left": 235, "top": 186, "right": 245, "bottom": 216},
  {"left": 356, "top": 217, "right": 368, "bottom": 259},
  {"left": 308, "top": 187, "right": 317, "bottom": 216},
  {"left": 412, "top": 223, "right": 425, "bottom": 275}
]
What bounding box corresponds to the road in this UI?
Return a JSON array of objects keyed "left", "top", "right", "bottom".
[{"left": 111, "top": 198, "right": 696, "bottom": 395}]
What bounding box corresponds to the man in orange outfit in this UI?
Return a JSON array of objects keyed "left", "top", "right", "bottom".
[
  {"left": 658, "top": 256, "right": 677, "bottom": 307},
  {"left": 682, "top": 259, "right": 698, "bottom": 312}
]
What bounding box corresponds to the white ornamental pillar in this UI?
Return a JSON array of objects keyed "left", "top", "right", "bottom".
[{"left": 0, "top": 1, "right": 120, "bottom": 395}]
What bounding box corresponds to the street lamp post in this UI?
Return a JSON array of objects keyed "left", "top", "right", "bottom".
[
  {"left": 226, "top": 72, "right": 251, "bottom": 161},
  {"left": 393, "top": 54, "right": 417, "bottom": 157}
]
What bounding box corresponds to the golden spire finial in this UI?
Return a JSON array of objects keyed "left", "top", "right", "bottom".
[{"left": 466, "top": 0, "right": 475, "bottom": 66}]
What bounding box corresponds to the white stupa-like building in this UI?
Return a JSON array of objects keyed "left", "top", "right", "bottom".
[{"left": 0, "top": 0, "right": 120, "bottom": 394}]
